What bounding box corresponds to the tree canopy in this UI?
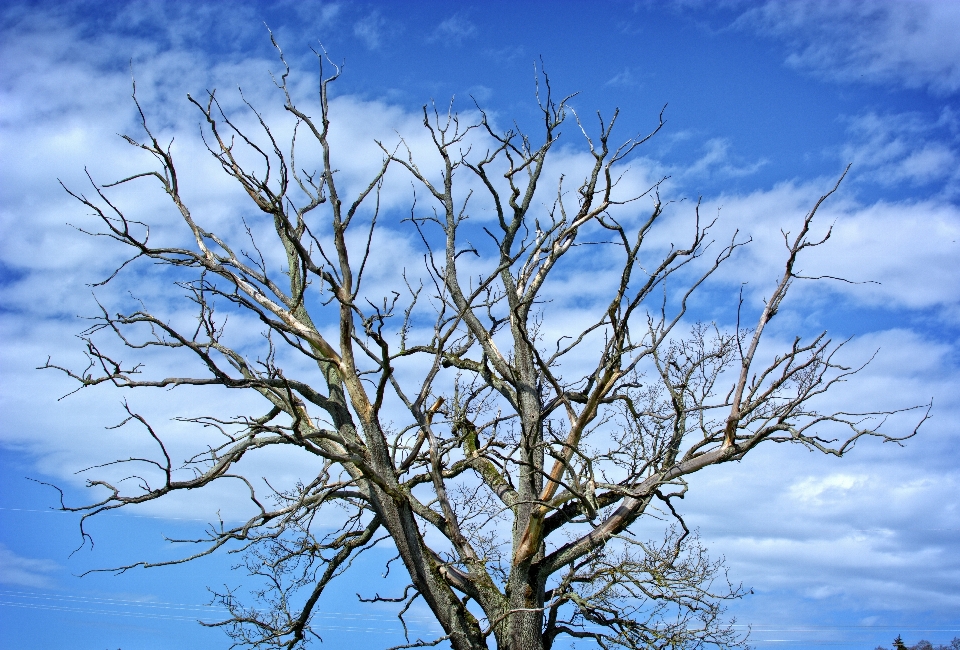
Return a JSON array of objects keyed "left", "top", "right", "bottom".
[{"left": 46, "top": 40, "right": 925, "bottom": 650}]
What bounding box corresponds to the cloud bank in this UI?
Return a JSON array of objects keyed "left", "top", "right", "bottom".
[{"left": 740, "top": 0, "right": 960, "bottom": 95}]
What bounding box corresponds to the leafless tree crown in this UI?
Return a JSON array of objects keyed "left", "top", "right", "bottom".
[{"left": 45, "top": 40, "right": 925, "bottom": 650}]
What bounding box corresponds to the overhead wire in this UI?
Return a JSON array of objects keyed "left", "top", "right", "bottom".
[
  {"left": 0, "top": 589, "right": 956, "bottom": 632},
  {"left": 2, "top": 507, "right": 958, "bottom": 643}
]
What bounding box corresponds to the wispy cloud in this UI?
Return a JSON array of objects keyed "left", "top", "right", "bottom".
[
  {"left": 682, "top": 137, "right": 767, "bottom": 179},
  {"left": 467, "top": 84, "right": 492, "bottom": 103},
  {"left": 605, "top": 67, "right": 638, "bottom": 87},
  {"left": 353, "top": 10, "right": 387, "bottom": 50},
  {"left": 738, "top": 0, "right": 960, "bottom": 95},
  {"left": 482, "top": 45, "right": 525, "bottom": 65},
  {"left": 839, "top": 109, "right": 960, "bottom": 196},
  {"left": 0, "top": 544, "right": 58, "bottom": 588},
  {"left": 283, "top": 0, "right": 342, "bottom": 28},
  {"left": 430, "top": 13, "right": 477, "bottom": 46}
]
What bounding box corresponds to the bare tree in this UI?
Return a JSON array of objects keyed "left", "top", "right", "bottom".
[{"left": 44, "top": 40, "right": 925, "bottom": 650}]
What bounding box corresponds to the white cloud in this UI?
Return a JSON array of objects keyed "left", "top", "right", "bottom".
[
  {"left": 482, "top": 45, "right": 526, "bottom": 65},
  {"left": 467, "top": 84, "right": 493, "bottom": 102},
  {"left": 1, "top": 3, "right": 958, "bottom": 639},
  {"left": 788, "top": 473, "right": 869, "bottom": 504},
  {"left": 431, "top": 14, "right": 477, "bottom": 46},
  {"left": 679, "top": 325, "right": 960, "bottom": 619},
  {"left": 283, "top": 0, "right": 342, "bottom": 28},
  {"left": 0, "top": 544, "right": 58, "bottom": 588},
  {"left": 353, "top": 11, "right": 387, "bottom": 50},
  {"left": 739, "top": 0, "right": 960, "bottom": 94},
  {"left": 698, "top": 180, "right": 960, "bottom": 317},
  {"left": 682, "top": 137, "right": 767, "bottom": 179},
  {"left": 839, "top": 109, "right": 960, "bottom": 197},
  {"left": 605, "top": 68, "right": 637, "bottom": 87}
]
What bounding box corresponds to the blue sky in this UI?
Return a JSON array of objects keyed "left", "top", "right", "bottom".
[{"left": 1, "top": 1, "right": 959, "bottom": 648}]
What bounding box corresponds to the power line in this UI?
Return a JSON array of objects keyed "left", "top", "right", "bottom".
[
  {"left": 4, "top": 507, "right": 960, "bottom": 531},
  {"left": 0, "top": 600, "right": 441, "bottom": 634},
  {"left": 0, "top": 590, "right": 441, "bottom": 624},
  {"left": 1, "top": 590, "right": 956, "bottom": 637}
]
